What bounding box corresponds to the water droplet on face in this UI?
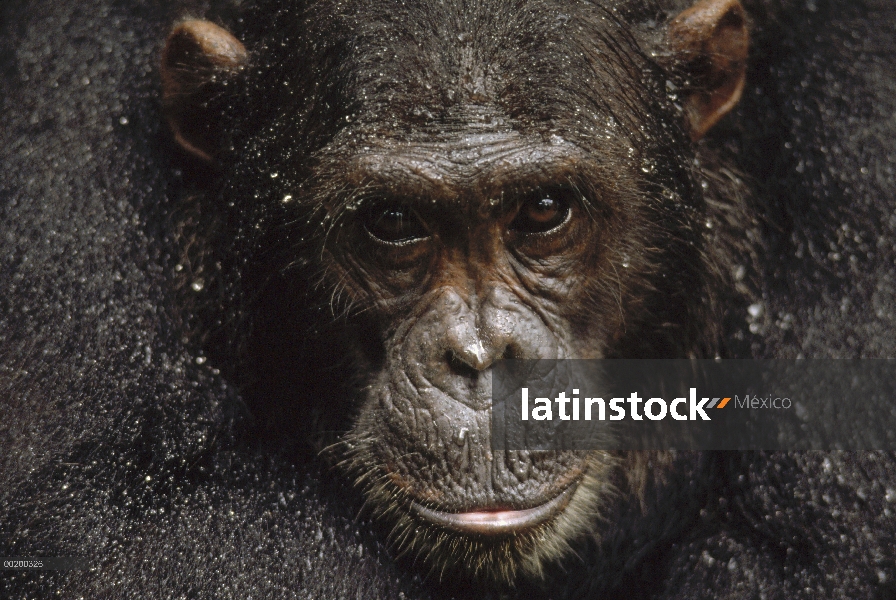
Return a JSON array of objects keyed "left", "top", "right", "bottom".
[
  {"left": 119, "top": 116, "right": 128, "bottom": 125},
  {"left": 282, "top": 194, "right": 293, "bottom": 203},
  {"left": 271, "top": 172, "right": 279, "bottom": 179},
  {"left": 748, "top": 303, "right": 763, "bottom": 318},
  {"left": 195, "top": 356, "right": 207, "bottom": 365},
  {"left": 191, "top": 279, "right": 205, "bottom": 292}
]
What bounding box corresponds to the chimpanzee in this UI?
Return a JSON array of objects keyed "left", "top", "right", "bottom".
[
  {"left": 2, "top": 0, "right": 896, "bottom": 598},
  {"left": 159, "top": 0, "right": 752, "bottom": 584}
]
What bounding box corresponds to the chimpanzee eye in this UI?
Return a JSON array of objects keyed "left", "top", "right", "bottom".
[
  {"left": 509, "top": 188, "right": 574, "bottom": 234},
  {"left": 362, "top": 201, "right": 429, "bottom": 244}
]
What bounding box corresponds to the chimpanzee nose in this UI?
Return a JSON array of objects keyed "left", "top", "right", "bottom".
[
  {"left": 434, "top": 288, "right": 515, "bottom": 378},
  {"left": 403, "top": 286, "right": 558, "bottom": 411}
]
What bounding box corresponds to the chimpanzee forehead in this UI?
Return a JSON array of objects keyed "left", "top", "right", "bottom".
[
  {"left": 232, "top": 0, "right": 671, "bottom": 188},
  {"left": 292, "top": 0, "right": 656, "bottom": 136},
  {"left": 322, "top": 129, "right": 596, "bottom": 208}
]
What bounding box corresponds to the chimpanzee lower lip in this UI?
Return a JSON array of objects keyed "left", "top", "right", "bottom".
[{"left": 410, "top": 483, "right": 578, "bottom": 536}]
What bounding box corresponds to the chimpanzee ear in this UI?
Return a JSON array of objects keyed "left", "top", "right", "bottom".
[
  {"left": 161, "top": 20, "right": 247, "bottom": 162},
  {"left": 668, "top": 0, "right": 748, "bottom": 140}
]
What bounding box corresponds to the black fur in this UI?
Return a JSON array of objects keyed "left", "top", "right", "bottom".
[{"left": 1, "top": 0, "right": 895, "bottom": 598}]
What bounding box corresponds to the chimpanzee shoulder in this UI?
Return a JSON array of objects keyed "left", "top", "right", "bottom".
[
  {"left": 722, "top": 0, "right": 896, "bottom": 359},
  {"left": 0, "top": 0, "right": 430, "bottom": 598}
]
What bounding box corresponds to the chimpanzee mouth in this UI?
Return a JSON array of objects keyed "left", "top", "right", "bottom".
[{"left": 409, "top": 482, "right": 579, "bottom": 536}]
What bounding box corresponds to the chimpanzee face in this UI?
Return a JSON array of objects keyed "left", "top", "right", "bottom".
[{"left": 162, "top": 0, "right": 748, "bottom": 582}]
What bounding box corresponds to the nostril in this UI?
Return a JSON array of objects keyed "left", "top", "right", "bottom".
[
  {"left": 500, "top": 343, "right": 520, "bottom": 361},
  {"left": 447, "top": 349, "right": 484, "bottom": 378}
]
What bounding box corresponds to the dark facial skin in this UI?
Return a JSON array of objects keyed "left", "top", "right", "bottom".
[{"left": 162, "top": 0, "right": 748, "bottom": 584}]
